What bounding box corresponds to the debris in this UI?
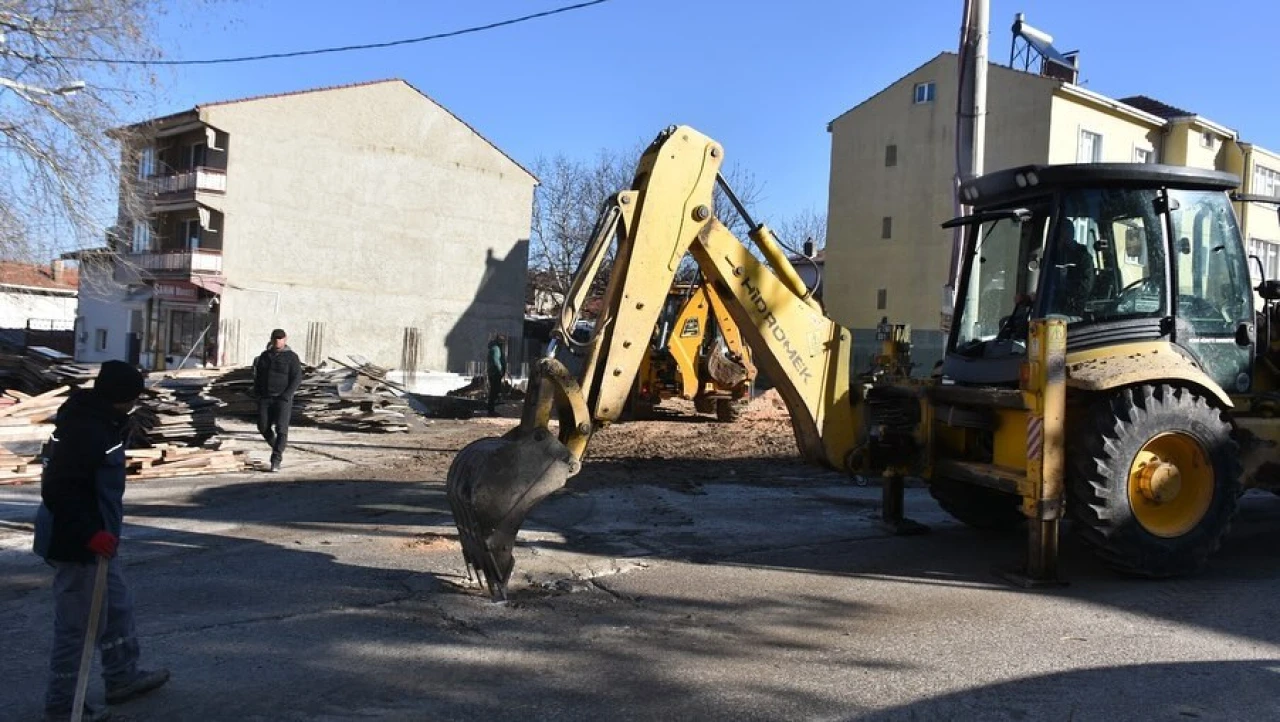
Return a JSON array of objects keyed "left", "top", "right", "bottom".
[
  {"left": 208, "top": 357, "right": 417, "bottom": 433},
  {"left": 124, "top": 442, "right": 250, "bottom": 480},
  {"left": 133, "top": 374, "right": 224, "bottom": 447}
]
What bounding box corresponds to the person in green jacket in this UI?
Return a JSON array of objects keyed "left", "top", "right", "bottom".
[{"left": 486, "top": 334, "right": 507, "bottom": 416}]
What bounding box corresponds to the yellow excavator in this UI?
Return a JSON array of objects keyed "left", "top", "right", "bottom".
[
  {"left": 630, "top": 280, "right": 755, "bottom": 422},
  {"left": 447, "top": 125, "right": 1280, "bottom": 600}
]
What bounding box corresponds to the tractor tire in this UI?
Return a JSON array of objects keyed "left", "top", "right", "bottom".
[
  {"left": 1067, "top": 384, "right": 1240, "bottom": 577},
  {"left": 928, "top": 477, "right": 1025, "bottom": 532},
  {"left": 715, "top": 397, "right": 744, "bottom": 423}
]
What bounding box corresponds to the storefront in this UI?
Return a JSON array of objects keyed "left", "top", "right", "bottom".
[{"left": 142, "top": 280, "right": 220, "bottom": 370}]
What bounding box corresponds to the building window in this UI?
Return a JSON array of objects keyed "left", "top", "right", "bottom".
[
  {"left": 1253, "top": 164, "right": 1280, "bottom": 198},
  {"left": 881, "top": 217, "right": 892, "bottom": 239},
  {"left": 168, "top": 310, "right": 198, "bottom": 355},
  {"left": 912, "top": 81, "right": 936, "bottom": 104},
  {"left": 1078, "top": 130, "right": 1102, "bottom": 163},
  {"left": 1200, "top": 132, "right": 1215, "bottom": 149},
  {"left": 1134, "top": 147, "right": 1154, "bottom": 164},
  {"left": 1248, "top": 238, "right": 1280, "bottom": 284},
  {"left": 885, "top": 144, "right": 898, "bottom": 167},
  {"left": 131, "top": 222, "right": 152, "bottom": 253},
  {"left": 137, "top": 147, "right": 155, "bottom": 180},
  {"left": 1121, "top": 225, "right": 1146, "bottom": 266},
  {"left": 188, "top": 142, "right": 207, "bottom": 170},
  {"left": 94, "top": 329, "right": 108, "bottom": 352},
  {"left": 876, "top": 289, "right": 887, "bottom": 310},
  {"left": 181, "top": 218, "right": 201, "bottom": 250}
]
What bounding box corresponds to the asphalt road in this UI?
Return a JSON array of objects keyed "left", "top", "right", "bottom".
[{"left": 1, "top": 428, "right": 1278, "bottom": 722}]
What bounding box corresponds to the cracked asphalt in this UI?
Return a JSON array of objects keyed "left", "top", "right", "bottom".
[{"left": 1, "top": 419, "right": 1279, "bottom": 721}]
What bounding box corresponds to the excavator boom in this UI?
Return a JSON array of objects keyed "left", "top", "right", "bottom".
[{"left": 446, "top": 126, "right": 861, "bottom": 599}]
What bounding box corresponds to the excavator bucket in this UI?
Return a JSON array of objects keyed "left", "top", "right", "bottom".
[{"left": 445, "top": 428, "right": 578, "bottom": 600}]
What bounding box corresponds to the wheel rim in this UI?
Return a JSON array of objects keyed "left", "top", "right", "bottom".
[{"left": 1127, "top": 432, "right": 1214, "bottom": 538}]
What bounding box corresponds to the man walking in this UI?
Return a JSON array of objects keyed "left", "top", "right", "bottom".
[
  {"left": 486, "top": 334, "right": 507, "bottom": 416},
  {"left": 34, "top": 360, "right": 170, "bottom": 721},
  {"left": 253, "top": 328, "right": 303, "bottom": 472}
]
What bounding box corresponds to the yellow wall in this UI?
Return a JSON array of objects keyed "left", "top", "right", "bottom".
[
  {"left": 1045, "top": 94, "right": 1162, "bottom": 165},
  {"left": 825, "top": 54, "right": 1055, "bottom": 331},
  {"left": 1164, "top": 120, "right": 1230, "bottom": 170},
  {"left": 1238, "top": 145, "right": 1280, "bottom": 284}
]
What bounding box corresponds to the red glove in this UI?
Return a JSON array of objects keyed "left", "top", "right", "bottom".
[{"left": 87, "top": 531, "right": 118, "bottom": 558}]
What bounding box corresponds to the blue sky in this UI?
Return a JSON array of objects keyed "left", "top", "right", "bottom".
[{"left": 149, "top": 0, "right": 1280, "bottom": 223}]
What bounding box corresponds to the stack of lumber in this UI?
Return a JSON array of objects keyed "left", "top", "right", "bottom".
[
  {"left": 0, "top": 386, "right": 67, "bottom": 444},
  {"left": 0, "top": 446, "right": 42, "bottom": 485},
  {"left": 124, "top": 442, "right": 249, "bottom": 480},
  {"left": 133, "top": 374, "right": 224, "bottom": 447},
  {"left": 209, "top": 357, "right": 414, "bottom": 433},
  {"left": 1, "top": 347, "right": 98, "bottom": 395}
]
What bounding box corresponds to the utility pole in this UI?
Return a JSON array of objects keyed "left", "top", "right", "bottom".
[{"left": 941, "top": 0, "right": 989, "bottom": 333}]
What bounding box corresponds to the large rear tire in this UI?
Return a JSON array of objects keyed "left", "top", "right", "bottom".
[
  {"left": 1067, "top": 384, "right": 1240, "bottom": 577},
  {"left": 928, "top": 477, "right": 1025, "bottom": 532}
]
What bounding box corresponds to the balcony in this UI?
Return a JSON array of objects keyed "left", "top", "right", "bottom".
[
  {"left": 150, "top": 167, "right": 227, "bottom": 196},
  {"left": 121, "top": 249, "right": 223, "bottom": 280}
]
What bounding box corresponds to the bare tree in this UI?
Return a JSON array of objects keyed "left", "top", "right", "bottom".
[
  {"left": 773, "top": 207, "right": 827, "bottom": 254},
  {"left": 529, "top": 139, "right": 766, "bottom": 310},
  {"left": 0, "top": 1, "right": 176, "bottom": 283}
]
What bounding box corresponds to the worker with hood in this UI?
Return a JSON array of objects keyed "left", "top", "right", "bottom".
[{"left": 33, "top": 360, "right": 170, "bottom": 721}]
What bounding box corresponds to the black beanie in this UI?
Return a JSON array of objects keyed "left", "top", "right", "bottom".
[{"left": 94, "top": 360, "right": 146, "bottom": 404}]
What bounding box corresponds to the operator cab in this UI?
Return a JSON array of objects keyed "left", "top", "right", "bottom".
[{"left": 942, "top": 163, "right": 1254, "bottom": 393}]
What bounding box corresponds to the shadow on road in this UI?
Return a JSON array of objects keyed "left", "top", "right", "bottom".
[
  {"left": 855, "top": 660, "right": 1280, "bottom": 721},
  {"left": 4, "top": 457, "right": 1273, "bottom": 720}
]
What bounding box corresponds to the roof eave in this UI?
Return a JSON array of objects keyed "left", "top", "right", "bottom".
[{"left": 1056, "top": 84, "right": 1167, "bottom": 127}]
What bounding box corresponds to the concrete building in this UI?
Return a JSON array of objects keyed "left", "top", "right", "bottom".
[
  {"left": 826, "top": 42, "right": 1280, "bottom": 370},
  {"left": 0, "top": 260, "right": 78, "bottom": 351},
  {"left": 79, "top": 79, "right": 536, "bottom": 373}
]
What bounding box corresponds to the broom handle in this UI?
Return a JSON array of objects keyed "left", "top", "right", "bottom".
[{"left": 71, "top": 555, "right": 109, "bottom": 722}]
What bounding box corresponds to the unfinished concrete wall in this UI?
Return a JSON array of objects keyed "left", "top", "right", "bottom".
[{"left": 204, "top": 81, "right": 535, "bottom": 371}]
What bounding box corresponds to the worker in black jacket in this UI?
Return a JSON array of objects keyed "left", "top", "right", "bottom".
[
  {"left": 253, "top": 328, "right": 303, "bottom": 472},
  {"left": 33, "top": 360, "right": 170, "bottom": 721}
]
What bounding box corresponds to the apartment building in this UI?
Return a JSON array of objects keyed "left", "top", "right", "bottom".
[
  {"left": 76, "top": 79, "right": 537, "bottom": 373},
  {"left": 826, "top": 24, "right": 1280, "bottom": 368}
]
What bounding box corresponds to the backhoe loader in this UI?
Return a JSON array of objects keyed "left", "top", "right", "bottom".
[
  {"left": 446, "top": 125, "right": 1279, "bottom": 600},
  {"left": 630, "top": 280, "right": 755, "bottom": 422}
]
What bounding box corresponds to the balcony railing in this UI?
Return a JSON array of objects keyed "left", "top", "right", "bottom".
[
  {"left": 150, "top": 167, "right": 227, "bottom": 195},
  {"left": 126, "top": 249, "right": 223, "bottom": 276}
]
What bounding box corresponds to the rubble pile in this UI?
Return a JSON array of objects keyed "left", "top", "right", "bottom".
[{"left": 209, "top": 357, "right": 415, "bottom": 433}]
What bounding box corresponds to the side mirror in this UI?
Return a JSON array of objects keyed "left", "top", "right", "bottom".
[{"left": 1260, "top": 280, "right": 1280, "bottom": 302}]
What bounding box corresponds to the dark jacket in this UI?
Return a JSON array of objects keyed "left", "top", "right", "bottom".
[
  {"left": 32, "top": 389, "right": 131, "bottom": 563},
  {"left": 253, "top": 345, "right": 303, "bottom": 399}
]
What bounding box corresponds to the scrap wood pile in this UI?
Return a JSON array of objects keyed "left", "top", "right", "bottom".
[
  {"left": 129, "top": 370, "right": 251, "bottom": 478},
  {"left": 446, "top": 375, "right": 526, "bottom": 401},
  {"left": 135, "top": 373, "right": 223, "bottom": 446},
  {"left": 209, "top": 356, "right": 415, "bottom": 432},
  {"left": 0, "top": 347, "right": 97, "bottom": 395},
  {"left": 0, "top": 386, "right": 68, "bottom": 483},
  {"left": 124, "top": 441, "right": 248, "bottom": 480},
  {"left": 0, "top": 367, "right": 251, "bottom": 485}
]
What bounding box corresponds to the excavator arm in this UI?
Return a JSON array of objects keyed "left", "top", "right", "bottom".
[{"left": 446, "top": 126, "right": 862, "bottom": 599}]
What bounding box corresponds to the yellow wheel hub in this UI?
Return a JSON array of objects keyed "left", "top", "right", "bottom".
[{"left": 1127, "top": 432, "right": 1214, "bottom": 538}]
